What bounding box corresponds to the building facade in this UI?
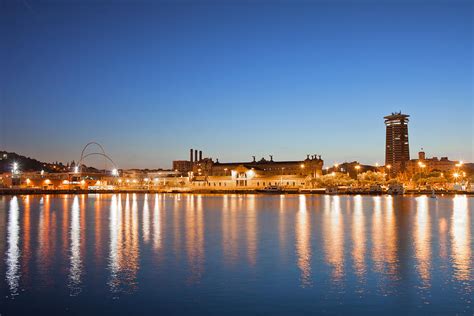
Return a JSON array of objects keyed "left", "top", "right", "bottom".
[
  {"left": 189, "top": 153, "right": 324, "bottom": 188},
  {"left": 406, "top": 150, "right": 460, "bottom": 175},
  {"left": 385, "top": 112, "right": 410, "bottom": 174}
]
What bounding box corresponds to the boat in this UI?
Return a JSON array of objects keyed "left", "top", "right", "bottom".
[
  {"left": 325, "top": 187, "right": 338, "bottom": 194},
  {"left": 369, "top": 184, "right": 383, "bottom": 194},
  {"left": 259, "top": 185, "right": 284, "bottom": 193},
  {"left": 387, "top": 183, "right": 404, "bottom": 195}
]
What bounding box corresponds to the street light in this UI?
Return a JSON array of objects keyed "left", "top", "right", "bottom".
[
  {"left": 453, "top": 172, "right": 460, "bottom": 183},
  {"left": 355, "top": 165, "right": 361, "bottom": 183},
  {"left": 12, "top": 162, "right": 19, "bottom": 175},
  {"left": 418, "top": 161, "right": 426, "bottom": 174},
  {"left": 386, "top": 164, "right": 392, "bottom": 179}
]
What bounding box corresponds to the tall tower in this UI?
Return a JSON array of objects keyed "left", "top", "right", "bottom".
[{"left": 384, "top": 112, "right": 410, "bottom": 174}]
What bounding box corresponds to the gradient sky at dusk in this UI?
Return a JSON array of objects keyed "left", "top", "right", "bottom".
[{"left": 1, "top": 0, "right": 472, "bottom": 169}]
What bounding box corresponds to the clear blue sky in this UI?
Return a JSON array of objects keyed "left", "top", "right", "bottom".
[{"left": 1, "top": 0, "right": 472, "bottom": 169}]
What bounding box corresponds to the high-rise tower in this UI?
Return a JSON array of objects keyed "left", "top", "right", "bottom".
[{"left": 384, "top": 112, "right": 410, "bottom": 174}]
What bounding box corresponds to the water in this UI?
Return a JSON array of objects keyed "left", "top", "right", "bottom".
[{"left": 0, "top": 194, "right": 472, "bottom": 315}]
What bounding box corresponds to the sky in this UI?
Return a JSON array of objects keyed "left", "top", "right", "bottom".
[{"left": 1, "top": 0, "right": 472, "bottom": 169}]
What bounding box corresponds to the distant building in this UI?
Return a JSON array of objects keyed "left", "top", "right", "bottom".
[
  {"left": 407, "top": 150, "right": 459, "bottom": 174},
  {"left": 384, "top": 112, "right": 410, "bottom": 174},
  {"left": 189, "top": 152, "right": 324, "bottom": 188},
  {"left": 172, "top": 160, "right": 193, "bottom": 174}
]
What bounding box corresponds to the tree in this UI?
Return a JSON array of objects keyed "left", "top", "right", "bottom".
[
  {"left": 357, "top": 171, "right": 385, "bottom": 185},
  {"left": 312, "top": 172, "right": 354, "bottom": 188}
]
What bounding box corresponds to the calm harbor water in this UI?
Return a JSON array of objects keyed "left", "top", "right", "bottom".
[{"left": 0, "top": 194, "right": 472, "bottom": 315}]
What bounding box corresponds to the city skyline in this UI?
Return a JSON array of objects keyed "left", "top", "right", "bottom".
[{"left": 1, "top": 1, "right": 472, "bottom": 169}]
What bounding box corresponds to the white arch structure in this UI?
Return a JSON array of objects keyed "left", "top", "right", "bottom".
[{"left": 77, "top": 142, "right": 118, "bottom": 174}]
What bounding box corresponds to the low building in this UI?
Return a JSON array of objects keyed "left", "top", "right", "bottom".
[
  {"left": 172, "top": 160, "right": 193, "bottom": 174},
  {"left": 407, "top": 150, "right": 459, "bottom": 175},
  {"left": 189, "top": 153, "right": 324, "bottom": 189}
]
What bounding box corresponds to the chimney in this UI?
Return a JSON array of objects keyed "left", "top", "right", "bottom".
[
  {"left": 194, "top": 149, "right": 198, "bottom": 162},
  {"left": 190, "top": 149, "right": 194, "bottom": 163},
  {"left": 199, "top": 150, "right": 202, "bottom": 161}
]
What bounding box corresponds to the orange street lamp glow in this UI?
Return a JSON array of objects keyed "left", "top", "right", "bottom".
[
  {"left": 300, "top": 164, "right": 305, "bottom": 169},
  {"left": 355, "top": 165, "right": 361, "bottom": 170},
  {"left": 453, "top": 172, "right": 459, "bottom": 179}
]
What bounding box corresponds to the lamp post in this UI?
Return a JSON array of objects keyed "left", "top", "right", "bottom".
[
  {"left": 386, "top": 164, "right": 391, "bottom": 179},
  {"left": 453, "top": 172, "right": 460, "bottom": 185},
  {"left": 355, "top": 164, "right": 361, "bottom": 177},
  {"left": 280, "top": 167, "right": 285, "bottom": 186},
  {"left": 11, "top": 162, "right": 20, "bottom": 187}
]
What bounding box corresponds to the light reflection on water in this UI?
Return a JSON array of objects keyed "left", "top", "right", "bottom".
[
  {"left": 352, "top": 195, "right": 366, "bottom": 281},
  {"left": 296, "top": 194, "right": 311, "bottom": 287},
  {"left": 452, "top": 195, "right": 471, "bottom": 282},
  {"left": 6, "top": 197, "right": 20, "bottom": 297},
  {"left": 0, "top": 194, "right": 473, "bottom": 315},
  {"left": 69, "top": 196, "right": 82, "bottom": 296}
]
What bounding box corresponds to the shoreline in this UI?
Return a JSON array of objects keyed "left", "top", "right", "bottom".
[{"left": 0, "top": 188, "right": 473, "bottom": 196}]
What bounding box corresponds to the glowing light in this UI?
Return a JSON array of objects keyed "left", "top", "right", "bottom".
[
  {"left": 63, "top": 180, "right": 69, "bottom": 184},
  {"left": 80, "top": 180, "right": 85, "bottom": 185},
  {"left": 12, "top": 162, "right": 19, "bottom": 174},
  {"left": 74, "top": 166, "right": 79, "bottom": 174},
  {"left": 111, "top": 168, "right": 119, "bottom": 176},
  {"left": 453, "top": 173, "right": 459, "bottom": 179},
  {"left": 26, "top": 178, "right": 31, "bottom": 184},
  {"left": 300, "top": 164, "right": 305, "bottom": 169},
  {"left": 44, "top": 179, "right": 51, "bottom": 184},
  {"left": 246, "top": 169, "right": 255, "bottom": 179}
]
